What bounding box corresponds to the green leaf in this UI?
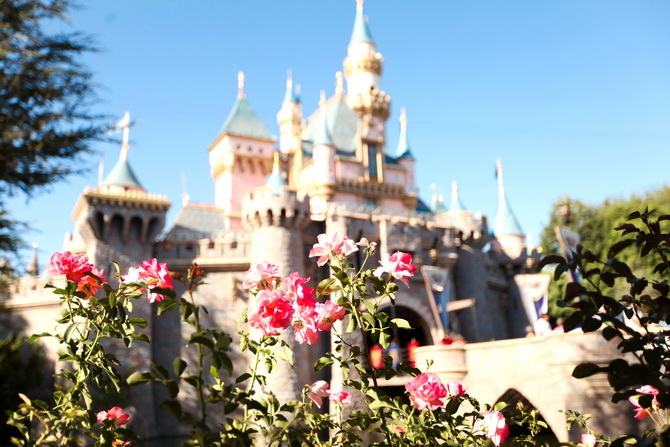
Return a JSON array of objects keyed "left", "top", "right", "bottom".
[
  {"left": 316, "top": 277, "right": 342, "bottom": 297},
  {"left": 129, "top": 318, "right": 148, "bottom": 328},
  {"left": 26, "top": 332, "right": 51, "bottom": 343},
  {"left": 188, "top": 335, "right": 214, "bottom": 349},
  {"left": 159, "top": 400, "right": 183, "bottom": 418},
  {"left": 390, "top": 318, "right": 411, "bottom": 329},
  {"left": 173, "top": 357, "right": 187, "bottom": 377},
  {"left": 157, "top": 299, "right": 178, "bottom": 316},
  {"left": 127, "top": 371, "right": 155, "bottom": 385},
  {"left": 63, "top": 322, "right": 79, "bottom": 343},
  {"left": 572, "top": 362, "right": 602, "bottom": 379}
]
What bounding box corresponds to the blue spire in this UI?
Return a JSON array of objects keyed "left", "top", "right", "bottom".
[
  {"left": 219, "top": 72, "right": 276, "bottom": 141},
  {"left": 492, "top": 159, "right": 524, "bottom": 237},
  {"left": 266, "top": 151, "right": 286, "bottom": 195},
  {"left": 350, "top": 0, "right": 375, "bottom": 45},
  {"left": 312, "top": 91, "right": 333, "bottom": 147},
  {"left": 102, "top": 113, "right": 144, "bottom": 190},
  {"left": 449, "top": 181, "right": 467, "bottom": 214},
  {"left": 283, "top": 70, "right": 300, "bottom": 103},
  {"left": 396, "top": 107, "right": 413, "bottom": 158}
]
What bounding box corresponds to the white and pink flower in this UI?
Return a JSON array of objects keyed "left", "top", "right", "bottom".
[
  {"left": 405, "top": 372, "right": 447, "bottom": 411},
  {"left": 373, "top": 251, "right": 418, "bottom": 287}
]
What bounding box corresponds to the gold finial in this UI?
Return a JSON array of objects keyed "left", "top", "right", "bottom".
[
  {"left": 356, "top": 0, "right": 364, "bottom": 13},
  {"left": 319, "top": 90, "right": 327, "bottom": 109},
  {"left": 286, "top": 69, "right": 293, "bottom": 90},
  {"left": 335, "top": 71, "right": 344, "bottom": 95},
  {"left": 399, "top": 107, "right": 407, "bottom": 126},
  {"left": 295, "top": 84, "right": 301, "bottom": 98},
  {"left": 237, "top": 71, "right": 246, "bottom": 99}
]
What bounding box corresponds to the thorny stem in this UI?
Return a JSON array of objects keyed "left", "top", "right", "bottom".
[
  {"left": 188, "top": 291, "right": 208, "bottom": 441},
  {"left": 242, "top": 338, "right": 264, "bottom": 434}
]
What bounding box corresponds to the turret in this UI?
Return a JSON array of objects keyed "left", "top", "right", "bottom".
[
  {"left": 490, "top": 159, "right": 526, "bottom": 259},
  {"left": 344, "top": 0, "right": 390, "bottom": 143},
  {"left": 311, "top": 91, "right": 336, "bottom": 201},
  {"left": 65, "top": 111, "right": 170, "bottom": 270},
  {"left": 242, "top": 158, "right": 311, "bottom": 403},
  {"left": 395, "top": 107, "right": 417, "bottom": 209},
  {"left": 208, "top": 72, "right": 276, "bottom": 229},
  {"left": 449, "top": 181, "right": 467, "bottom": 215},
  {"left": 277, "top": 70, "right": 302, "bottom": 156}
]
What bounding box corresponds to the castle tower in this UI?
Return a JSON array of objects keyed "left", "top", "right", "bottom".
[
  {"left": 311, "top": 91, "right": 337, "bottom": 202},
  {"left": 344, "top": 0, "right": 391, "bottom": 180},
  {"left": 242, "top": 155, "right": 311, "bottom": 402},
  {"left": 64, "top": 112, "right": 170, "bottom": 272},
  {"left": 395, "top": 107, "right": 418, "bottom": 209},
  {"left": 277, "top": 71, "right": 303, "bottom": 188},
  {"left": 209, "top": 72, "right": 276, "bottom": 230},
  {"left": 490, "top": 159, "right": 526, "bottom": 259}
]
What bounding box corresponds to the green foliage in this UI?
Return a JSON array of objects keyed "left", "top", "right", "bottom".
[
  {"left": 0, "top": 332, "right": 44, "bottom": 445},
  {"left": 540, "top": 186, "right": 670, "bottom": 316},
  {"left": 0, "top": 0, "right": 112, "bottom": 257},
  {"left": 539, "top": 208, "right": 670, "bottom": 443}
]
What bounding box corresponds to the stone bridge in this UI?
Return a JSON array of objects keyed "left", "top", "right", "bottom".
[{"left": 414, "top": 331, "right": 641, "bottom": 442}]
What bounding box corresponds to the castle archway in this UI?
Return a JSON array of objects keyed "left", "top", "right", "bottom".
[{"left": 494, "top": 388, "right": 559, "bottom": 444}]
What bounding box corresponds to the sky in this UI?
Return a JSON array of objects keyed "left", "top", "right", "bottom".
[{"left": 7, "top": 0, "right": 670, "bottom": 273}]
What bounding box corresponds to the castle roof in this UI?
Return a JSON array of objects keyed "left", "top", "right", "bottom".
[
  {"left": 102, "top": 157, "right": 144, "bottom": 190},
  {"left": 218, "top": 95, "right": 276, "bottom": 142},
  {"left": 164, "top": 203, "right": 226, "bottom": 241},
  {"left": 449, "top": 181, "right": 467, "bottom": 214},
  {"left": 492, "top": 160, "right": 524, "bottom": 237},
  {"left": 304, "top": 95, "right": 359, "bottom": 154},
  {"left": 396, "top": 108, "right": 414, "bottom": 159},
  {"left": 350, "top": 0, "right": 375, "bottom": 46}
]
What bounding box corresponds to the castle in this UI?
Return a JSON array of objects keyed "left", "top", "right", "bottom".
[{"left": 4, "top": 2, "right": 639, "bottom": 444}]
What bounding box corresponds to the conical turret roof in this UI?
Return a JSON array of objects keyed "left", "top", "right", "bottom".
[
  {"left": 396, "top": 108, "right": 413, "bottom": 159},
  {"left": 449, "top": 181, "right": 467, "bottom": 214},
  {"left": 219, "top": 72, "right": 275, "bottom": 141},
  {"left": 350, "top": 0, "right": 375, "bottom": 45},
  {"left": 492, "top": 160, "right": 524, "bottom": 237}
]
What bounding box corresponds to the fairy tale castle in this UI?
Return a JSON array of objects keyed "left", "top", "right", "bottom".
[{"left": 2, "top": 1, "right": 639, "bottom": 444}]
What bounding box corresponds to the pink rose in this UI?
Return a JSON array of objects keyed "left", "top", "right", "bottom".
[
  {"left": 243, "top": 262, "right": 280, "bottom": 290},
  {"left": 329, "top": 391, "right": 352, "bottom": 404},
  {"left": 445, "top": 381, "right": 466, "bottom": 398},
  {"left": 629, "top": 384, "right": 662, "bottom": 418},
  {"left": 285, "top": 272, "right": 316, "bottom": 309},
  {"left": 405, "top": 372, "right": 447, "bottom": 411},
  {"left": 308, "top": 380, "right": 330, "bottom": 408},
  {"left": 45, "top": 251, "right": 93, "bottom": 283},
  {"left": 293, "top": 311, "right": 320, "bottom": 345},
  {"left": 315, "top": 300, "right": 346, "bottom": 331},
  {"left": 123, "top": 258, "right": 174, "bottom": 303},
  {"left": 248, "top": 289, "right": 294, "bottom": 336},
  {"left": 578, "top": 433, "right": 597, "bottom": 447},
  {"left": 474, "top": 411, "right": 509, "bottom": 446},
  {"left": 97, "top": 406, "right": 130, "bottom": 426},
  {"left": 373, "top": 251, "right": 418, "bottom": 287},
  {"left": 308, "top": 233, "right": 358, "bottom": 267}
]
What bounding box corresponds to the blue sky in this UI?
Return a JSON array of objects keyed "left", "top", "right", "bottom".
[{"left": 8, "top": 0, "right": 670, "bottom": 272}]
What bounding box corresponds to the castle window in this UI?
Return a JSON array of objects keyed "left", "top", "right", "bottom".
[
  {"left": 364, "top": 198, "right": 377, "bottom": 207},
  {"left": 367, "top": 144, "right": 378, "bottom": 178}
]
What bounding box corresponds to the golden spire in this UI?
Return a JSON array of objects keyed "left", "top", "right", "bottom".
[
  {"left": 356, "top": 0, "right": 364, "bottom": 13},
  {"left": 181, "top": 172, "right": 190, "bottom": 206},
  {"left": 335, "top": 71, "right": 344, "bottom": 95},
  {"left": 286, "top": 69, "right": 293, "bottom": 90},
  {"left": 399, "top": 107, "right": 407, "bottom": 127},
  {"left": 237, "top": 71, "right": 246, "bottom": 99}
]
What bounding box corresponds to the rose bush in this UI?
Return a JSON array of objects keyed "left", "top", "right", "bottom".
[{"left": 23, "top": 232, "right": 657, "bottom": 446}]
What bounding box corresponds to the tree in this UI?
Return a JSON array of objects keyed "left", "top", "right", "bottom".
[
  {"left": 0, "top": 0, "right": 109, "bottom": 256},
  {"left": 540, "top": 186, "right": 670, "bottom": 316}
]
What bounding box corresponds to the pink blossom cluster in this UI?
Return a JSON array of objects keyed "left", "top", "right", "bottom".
[
  {"left": 308, "top": 233, "right": 359, "bottom": 267},
  {"left": 45, "top": 251, "right": 106, "bottom": 297},
  {"left": 373, "top": 251, "right": 418, "bottom": 287},
  {"left": 307, "top": 380, "right": 351, "bottom": 408},
  {"left": 629, "top": 385, "right": 662, "bottom": 419},
  {"left": 96, "top": 406, "right": 130, "bottom": 426},
  {"left": 244, "top": 263, "right": 346, "bottom": 344},
  {"left": 122, "top": 258, "right": 174, "bottom": 303},
  {"left": 474, "top": 411, "right": 510, "bottom": 447},
  {"left": 404, "top": 372, "right": 465, "bottom": 411}
]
